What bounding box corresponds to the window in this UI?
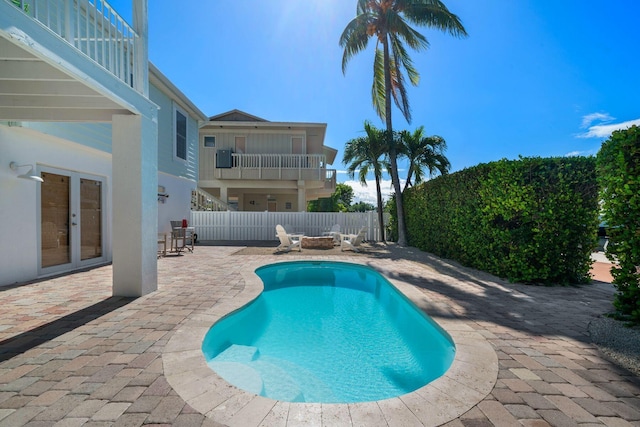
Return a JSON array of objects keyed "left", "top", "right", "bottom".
[
  {"left": 235, "top": 136, "right": 245, "bottom": 153},
  {"left": 204, "top": 136, "right": 216, "bottom": 147},
  {"left": 174, "top": 106, "right": 187, "bottom": 161}
]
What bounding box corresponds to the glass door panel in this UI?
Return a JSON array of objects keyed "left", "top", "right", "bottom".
[
  {"left": 41, "top": 171, "right": 71, "bottom": 268},
  {"left": 80, "top": 178, "right": 102, "bottom": 261},
  {"left": 39, "top": 167, "right": 106, "bottom": 275}
]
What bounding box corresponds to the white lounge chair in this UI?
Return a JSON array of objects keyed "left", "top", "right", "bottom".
[
  {"left": 276, "top": 224, "right": 302, "bottom": 252},
  {"left": 341, "top": 227, "right": 366, "bottom": 252},
  {"left": 322, "top": 224, "right": 341, "bottom": 245}
]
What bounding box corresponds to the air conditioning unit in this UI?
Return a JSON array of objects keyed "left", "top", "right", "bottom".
[{"left": 216, "top": 149, "right": 232, "bottom": 168}]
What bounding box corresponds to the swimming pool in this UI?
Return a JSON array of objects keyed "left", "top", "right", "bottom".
[{"left": 202, "top": 261, "right": 455, "bottom": 403}]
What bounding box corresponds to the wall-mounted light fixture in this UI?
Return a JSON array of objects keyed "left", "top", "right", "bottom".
[
  {"left": 9, "top": 162, "right": 44, "bottom": 182},
  {"left": 158, "top": 185, "right": 169, "bottom": 203}
]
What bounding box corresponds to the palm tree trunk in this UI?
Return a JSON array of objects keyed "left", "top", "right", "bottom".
[
  {"left": 404, "top": 161, "right": 415, "bottom": 192},
  {"left": 375, "top": 174, "right": 385, "bottom": 242},
  {"left": 383, "top": 38, "right": 407, "bottom": 246}
]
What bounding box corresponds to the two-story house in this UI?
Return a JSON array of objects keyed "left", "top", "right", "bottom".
[
  {"left": 0, "top": 0, "right": 204, "bottom": 296},
  {"left": 198, "top": 110, "right": 337, "bottom": 212}
]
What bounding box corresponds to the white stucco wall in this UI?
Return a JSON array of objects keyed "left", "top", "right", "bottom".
[
  {"left": 157, "top": 171, "right": 196, "bottom": 234},
  {"left": 0, "top": 124, "right": 112, "bottom": 287}
]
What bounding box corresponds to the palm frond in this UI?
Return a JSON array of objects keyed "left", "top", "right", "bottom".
[
  {"left": 356, "top": 0, "right": 370, "bottom": 15},
  {"left": 385, "top": 11, "right": 429, "bottom": 51},
  {"left": 398, "top": 126, "right": 450, "bottom": 190},
  {"left": 339, "top": 14, "right": 372, "bottom": 74},
  {"left": 404, "top": 0, "right": 468, "bottom": 38},
  {"left": 343, "top": 121, "right": 388, "bottom": 186},
  {"left": 390, "top": 34, "right": 420, "bottom": 86},
  {"left": 371, "top": 47, "right": 386, "bottom": 121},
  {"left": 389, "top": 46, "right": 412, "bottom": 123}
]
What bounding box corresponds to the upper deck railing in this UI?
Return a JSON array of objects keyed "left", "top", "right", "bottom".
[
  {"left": 213, "top": 153, "right": 336, "bottom": 191},
  {"left": 9, "top": 0, "right": 140, "bottom": 92}
]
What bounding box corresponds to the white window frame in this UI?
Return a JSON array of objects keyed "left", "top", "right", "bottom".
[
  {"left": 173, "top": 103, "right": 189, "bottom": 163},
  {"left": 203, "top": 135, "right": 216, "bottom": 148}
]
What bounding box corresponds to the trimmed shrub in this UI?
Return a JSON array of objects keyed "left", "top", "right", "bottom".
[
  {"left": 402, "top": 156, "right": 599, "bottom": 284},
  {"left": 597, "top": 125, "right": 640, "bottom": 323}
]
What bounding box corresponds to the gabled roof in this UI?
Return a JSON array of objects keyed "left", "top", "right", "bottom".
[
  {"left": 202, "top": 110, "right": 336, "bottom": 165},
  {"left": 209, "top": 109, "right": 267, "bottom": 122},
  {"left": 324, "top": 146, "right": 338, "bottom": 165}
]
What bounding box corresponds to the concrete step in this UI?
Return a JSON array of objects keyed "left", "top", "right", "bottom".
[
  {"left": 213, "top": 344, "right": 260, "bottom": 362},
  {"left": 206, "top": 361, "right": 263, "bottom": 395}
]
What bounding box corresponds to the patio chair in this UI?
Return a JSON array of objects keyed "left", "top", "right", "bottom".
[
  {"left": 322, "top": 224, "right": 341, "bottom": 245},
  {"left": 341, "top": 226, "right": 366, "bottom": 252},
  {"left": 170, "top": 220, "right": 195, "bottom": 253},
  {"left": 276, "top": 224, "right": 302, "bottom": 252}
]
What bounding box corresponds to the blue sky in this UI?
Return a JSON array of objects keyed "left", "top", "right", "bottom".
[{"left": 112, "top": 0, "right": 640, "bottom": 204}]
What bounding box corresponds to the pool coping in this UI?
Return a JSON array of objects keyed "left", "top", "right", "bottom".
[{"left": 162, "top": 259, "right": 498, "bottom": 426}]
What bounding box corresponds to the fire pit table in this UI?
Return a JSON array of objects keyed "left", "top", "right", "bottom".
[{"left": 301, "top": 236, "right": 335, "bottom": 249}]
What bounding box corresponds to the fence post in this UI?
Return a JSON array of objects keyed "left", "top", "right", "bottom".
[{"left": 224, "top": 211, "right": 230, "bottom": 240}]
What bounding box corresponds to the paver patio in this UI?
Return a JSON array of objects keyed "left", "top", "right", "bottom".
[{"left": 0, "top": 243, "right": 638, "bottom": 426}]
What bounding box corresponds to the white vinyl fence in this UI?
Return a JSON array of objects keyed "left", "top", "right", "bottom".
[{"left": 190, "top": 211, "right": 389, "bottom": 242}]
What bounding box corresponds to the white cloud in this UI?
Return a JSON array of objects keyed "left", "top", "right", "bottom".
[
  {"left": 565, "top": 151, "right": 583, "bottom": 157},
  {"left": 564, "top": 149, "right": 598, "bottom": 157},
  {"left": 342, "top": 179, "right": 405, "bottom": 206},
  {"left": 577, "top": 118, "right": 640, "bottom": 139},
  {"left": 581, "top": 112, "right": 614, "bottom": 129}
]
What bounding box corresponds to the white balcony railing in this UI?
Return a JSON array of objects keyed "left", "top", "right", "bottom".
[
  {"left": 9, "top": 0, "right": 140, "bottom": 92},
  {"left": 232, "top": 153, "right": 326, "bottom": 170},
  {"left": 213, "top": 154, "right": 336, "bottom": 191}
]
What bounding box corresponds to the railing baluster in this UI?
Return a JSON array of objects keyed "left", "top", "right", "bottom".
[
  {"left": 100, "top": 1, "right": 107, "bottom": 64},
  {"left": 12, "top": 0, "right": 141, "bottom": 92},
  {"left": 84, "top": 0, "right": 89, "bottom": 57},
  {"left": 75, "top": 0, "right": 80, "bottom": 49}
]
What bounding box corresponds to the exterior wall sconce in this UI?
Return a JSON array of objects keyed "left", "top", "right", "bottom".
[
  {"left": 158, "top": 185, "right": 169, "bottom": 203},
  {"left": 10, "top": 162, "right": 44, "bottom": 182}
]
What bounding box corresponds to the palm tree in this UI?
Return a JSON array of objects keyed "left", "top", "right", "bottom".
[
  {"left": 343, "top": 121, "right": 389, "bottom": 241},
  {"left": 340, "top": 0, "right": 467, "bottom": 246},
  {"left": 399, "top": 126, "right": 450, "bottom": 191}
]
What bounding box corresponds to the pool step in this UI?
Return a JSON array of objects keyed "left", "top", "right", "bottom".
[
  {"left": 208, "top": 346, "right": 336, "bottom": 402},
  {"left": 252, "top": 360, "right": 304, "bottom": 402},
  {"left": 259, "top": 356, "right": 336, "bottom": 402},
  {"left": 213, "top": 344, "right": 260, "bottom": 362},
  {"left": 206, "top": 361, "right": 263, "bottom": 395}
]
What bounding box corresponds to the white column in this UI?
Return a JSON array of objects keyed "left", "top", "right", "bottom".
[
  {"left": 297, "top": 180, "right": 306, "bottom": 212},
  {"left": 133, "top": 0, "right": 149, "bottom": 96},
  {"left": 220, "top": 186, "right": 228, "bottom": 204},
  {"left": 112, "top": 113, "right": 158, "bottom": 296}
]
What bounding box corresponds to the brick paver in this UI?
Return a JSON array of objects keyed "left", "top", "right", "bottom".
[{"left": 0, "top": 244, "right": 637, "bottom": 426}]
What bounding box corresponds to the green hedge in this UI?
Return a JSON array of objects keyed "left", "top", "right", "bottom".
[
  {"left": 403, "top": 156, "right": 599, "bottom": 284},
  {"left": 597, "top": 125, "right": 640, "bottom": 323}
]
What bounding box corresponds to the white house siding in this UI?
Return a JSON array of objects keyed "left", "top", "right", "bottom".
[
  {"left": 151, "top": 84, "right": 199, "bottom": 181},
  {"left": 199, "top": 130, "right": 307, "bottom": 180},
  {"left": 0, "top": 124, "right": 112, "bottom": 287},
  {"left": 157, "top": 171, "right": 195, "bottom": 234}
]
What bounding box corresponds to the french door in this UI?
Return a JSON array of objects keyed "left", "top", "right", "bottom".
[{"left": 38, "top": 166, "right": 107, "bottom": 276}]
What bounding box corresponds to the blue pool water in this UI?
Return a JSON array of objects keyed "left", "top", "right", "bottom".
[{"left": 202, "top": 261, "right": 455, "bottom": 403}]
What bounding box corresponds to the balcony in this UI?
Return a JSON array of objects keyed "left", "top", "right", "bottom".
[
  {"left": 8, "top": 0, "right": 140, "bottom": 93},
  {"left": 215, "top": 153, "right": 336, "bottom": 189}
]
